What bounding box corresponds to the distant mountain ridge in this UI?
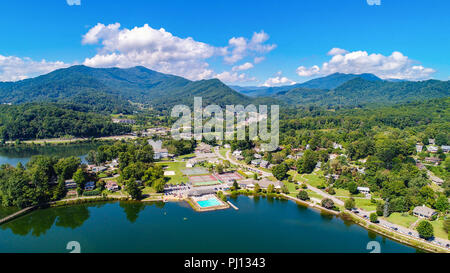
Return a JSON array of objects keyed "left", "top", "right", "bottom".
[{"left": 232, "top": 72, "right": 383, "bottom": 97}]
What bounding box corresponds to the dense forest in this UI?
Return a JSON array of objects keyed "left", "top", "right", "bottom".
[{"left": 0, "top": 103, "right": 131, "bottom": 140}]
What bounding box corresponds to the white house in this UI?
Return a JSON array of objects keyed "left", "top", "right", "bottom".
[
  {"left": 357, "top": 187, "right": 370, "bottom": 194},
  {"left": 413, "top": 205, "right": 437, "bottom": 219}
]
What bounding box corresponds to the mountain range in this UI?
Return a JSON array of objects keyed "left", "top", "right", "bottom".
[{"left": 0, "top": 66, "right": 448, "bottom": 112}]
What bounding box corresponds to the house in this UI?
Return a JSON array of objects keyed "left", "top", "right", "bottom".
[
  {"left": 112, "top": 118, "right": 136, "bottom": 124},
  {"left": 315, "top": 161, "right": 322, "bottom": 169},
  {"left": 357, "top": 187, "right": 370, "bottom": 194},
  {"left": 333, "top": 142, "right": 343, "bottom": 150},
  {"left": 224, "top": 144, "right": 231, "bottom": 149},
  {"left": 235, "top": 155, "right": 244, "bottom": 160},
  {"left": 357, "top": 167, "right": 366, "bottom": 174},
  {"left": 251, "top": 159, "right": 261, "bottom": 166},
  {"left": 413, "top": 205, "right": 437, "bottom": 219},
  {"left": 441, "top": 145, "right": 450, "bottom": 153},
  {"left": 232, "top": 150, "right": 242, "bottom": 157},
  {"left": 105, "top": 181, "right": 119, "bottom": 192},
  {"left": 425, "top": 157, "right": 441, "bottom": 164},
  {"left": 254, "top": 154, "right": 262, "bottom": 159},
  {"left": 329, "top": 154, "right": 339, "bottom": 160},
  {"left": 148, "top": 140, "right": 169, "bottom": 159},
  {"left": 84, "top": 181, "right": 95, "bottom": 191},
  {"left": 416, "top": 144, "right": 423, "bottom": 153},
  {"left": 428, "top": 139, "right": 436, "bottom": 145},
  {"left": 259, "top": 160, "right": 269, "bottom": 169},
  {"left": 427, "top": 145, "right": 439, "bottom": 153},
  {"left": 430, "top": 174, "right": 444, "bottom": 186},
  {"left": 195, "top": 143, "right": 212, "bottom": 153},
  {"left": 65, "top": 179, "right": 77, "bottom": 189},
  {"left": 416, "top": 162, "right": 426, "bottom": 170},
  {"left": 91, "top": 166, "right": 107, "bottom": 173},
  {"left": 238, "top": 178, "right": 283, "bottom": 190}
]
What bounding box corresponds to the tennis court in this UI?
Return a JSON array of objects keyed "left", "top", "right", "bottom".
[
  {"left": 181, "top": 167, "right": 209, "bottom": 176},
  {"left": 215, "top": 172, "right": 243, "bottom": 182},
  {"left": 189, "top": 175, "right": 219, "bottom": 186}
]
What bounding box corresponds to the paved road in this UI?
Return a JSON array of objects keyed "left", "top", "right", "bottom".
[{"left": 215, "top": 147, "right": 272, "bottom": 177}]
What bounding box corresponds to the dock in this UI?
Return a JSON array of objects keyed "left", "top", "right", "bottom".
[
  {"left": 227, "top": 201, "right": 239, "bottom": 210},
  {"left": 0, "top": 206, "right": 36, "bottom": 225}
]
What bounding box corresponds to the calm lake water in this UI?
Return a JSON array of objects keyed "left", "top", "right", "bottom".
[
  {"left": 0, "top": 196, "right": 418, "bottom": 253},
  {"left": 0, "top": 143, "right": 101, "bottom": 167}
]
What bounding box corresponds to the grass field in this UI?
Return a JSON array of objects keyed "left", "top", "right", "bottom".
[
  {"left": 384, "top": 212, "right": 418, "bottom": 228},
  {"left": 430, "top": 218, "right": 448, "bottom": 240},
  {"left": 175, "top": 153, "right": 196, "bottom": 160},
  {"left": 156, "top": 161, "right": 189, "bottom": 185}
]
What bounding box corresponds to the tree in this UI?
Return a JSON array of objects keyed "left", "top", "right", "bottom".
[
  {"left": 345, "top": 198, "right": 355, "bottom": 210},
  {"left": 297, "top": 150, "right": 317, "bottom": 174},
  {"left": 54, "top": 156, "right": 81, "bottom": 180},
  {"left": 376, "top": 202, "right": 384, "bottom": 216},
  {"left": 321, "top": 198, "right": 335, "bottom": 210},
  {"left": 370, "top": 212, "right": 378, "bottom": 223},
  {"left": 126, "top": 180, "right": 142, "bottom": 200},
  {"left": 297, "top": 190, "right": 309, "bottom": 201},
  {"left": 215, "top": 164, "right": 224, "bottom": 174},
  {"left": 72, "top": 168, "right": 87, "bottom": 189},
  {"left": 416, "top": 220, "right": 434, "bottom": 240},
  {"left": 272, "top": 163, "right": 288, "bottom": 180},
  {"left": 251, "top": 182, "right": 259, "bottom": 193},
  {"left": 348, "top": 182, "right": 358, "bottom": 194},
  {"left": 435, "top": 195, "right": 449, "bottom": 212},
  {"left": 152, "top": 178, "right": 165, "bottom": 193},
  {"left": 267, "top": 184, "right": 275, "bottom": 194},
  {"left": 232, "top": 181, "right": 239, "bottom": 191}
]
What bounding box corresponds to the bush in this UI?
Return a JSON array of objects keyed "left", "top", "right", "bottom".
[
  {"left": 297, "top": 190, "right": 309, "bottom": 201},
  {"left": 370, "top": 213, "right": 378, "bottom": 223},
  {"left": 345, "top": 198, "right": 355, "bottom": 210},
  {"left": 82, "top": 188, "right": 102, "bottom": 196},
  {"left": 321, "top": 198, "right": 335, "bottom": 210},
  {"left": 416, "top": 220, "right": 434, "bottom": 240},
  {"left": 328, "top": 187, "right": 336, "bottom": 195}
]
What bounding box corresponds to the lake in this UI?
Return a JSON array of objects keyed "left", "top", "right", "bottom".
[
  {"left": 0, "top": 196, "right": 418, "bottom": 253},
  {"left": 0, "top": 143, "right": 102, "bottom": 167}
]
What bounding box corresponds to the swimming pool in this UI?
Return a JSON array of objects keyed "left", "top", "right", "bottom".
[{"left": 197, "top": 198, "right": 222, "bottom": 208}]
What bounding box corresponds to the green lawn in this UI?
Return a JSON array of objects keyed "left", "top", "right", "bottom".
[
  {"left": 175, "top": 153, "right": 196, "bottom": 161},
  {"left": 303, "top": 173, "right": 326, "bottom": 188},
  {"left": 384, "top": 212, "right": 418, "bottom": 228},
  {"left": 334, "top": 188, "right": 351, "bottom": 197},
  {"left": 305, "top": 189, "right": 324, "bottom": 200},
  {"left": 430, "top": 218, "right": 448, "bottom": 240},
  {"left": 156, "top": 161, "right": 189, "bottom": 185},
  {"left": 219, "top": 148, "right": 227, "bottom": 158},
  {"left": 283, "top": 181, "right": 298, "bottom": 193}
]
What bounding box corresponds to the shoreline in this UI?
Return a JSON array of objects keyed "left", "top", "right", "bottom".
[{"left": 1, "top": 193, "right": 448, "bottom": 253}]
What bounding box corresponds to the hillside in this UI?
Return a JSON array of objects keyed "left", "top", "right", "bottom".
[
  {"left": 0, "top": 65, "right": 257, "bottom": 111},
  {"left": 271, "top": 77, "right": 450, "bottom": 107}
]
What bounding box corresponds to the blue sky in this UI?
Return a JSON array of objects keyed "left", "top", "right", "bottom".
[{"left": 0, "top": 0, "right": 449, "bottom": 85}]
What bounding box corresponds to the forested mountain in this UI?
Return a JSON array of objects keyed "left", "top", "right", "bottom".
[
  {"left": 232, "top": 72, "right": 383, "bottom": 97},
  {"left": 271, "top": 78, "right": 450, "bottom": 107},
  {"left": 0, "top": 65, "right": 256, "bottom": 111},
  {"left": 0, "top": 103, "right": 131, "bottom": 140}
]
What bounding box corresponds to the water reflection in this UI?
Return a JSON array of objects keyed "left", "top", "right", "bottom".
[
  {"left": 1, "top": 204, "right": 91, "bottom": 236},
  {"left": 119, "top": 201, "right": 145, "bottom": 223}
]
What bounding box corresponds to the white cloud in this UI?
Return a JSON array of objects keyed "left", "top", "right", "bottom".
[
  {"left": 296, "top": 49, "right": 436, "bottom": 80},
  {"left": 0, "top": 55, "right": 71, "bottom": 82},
  {"left": 82, "top": 23, "right": 272, "bottom": 81},
  {"left": 232, "top": 62, "right": 254, "bottom": 72},
  {"left": 327, "top": 47, "right": 348, "bottom": 56},
  {"left": 66, "top": 0, "right": 81, "bottom": 6},
  {"left": 215, "top": 71, "right": 255, "bottom": 84},
  {"left": 262, "top": 72, "right": 296, "bottom": 87},
  {"left": 82, "top": 23, "right": 219, "bottom": 80},
  {"left": 254, "top": 56, "right": 265, "bottom": 64},
  {"left": 224, "top": 31, "right": 276, "bottom": 64}
]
